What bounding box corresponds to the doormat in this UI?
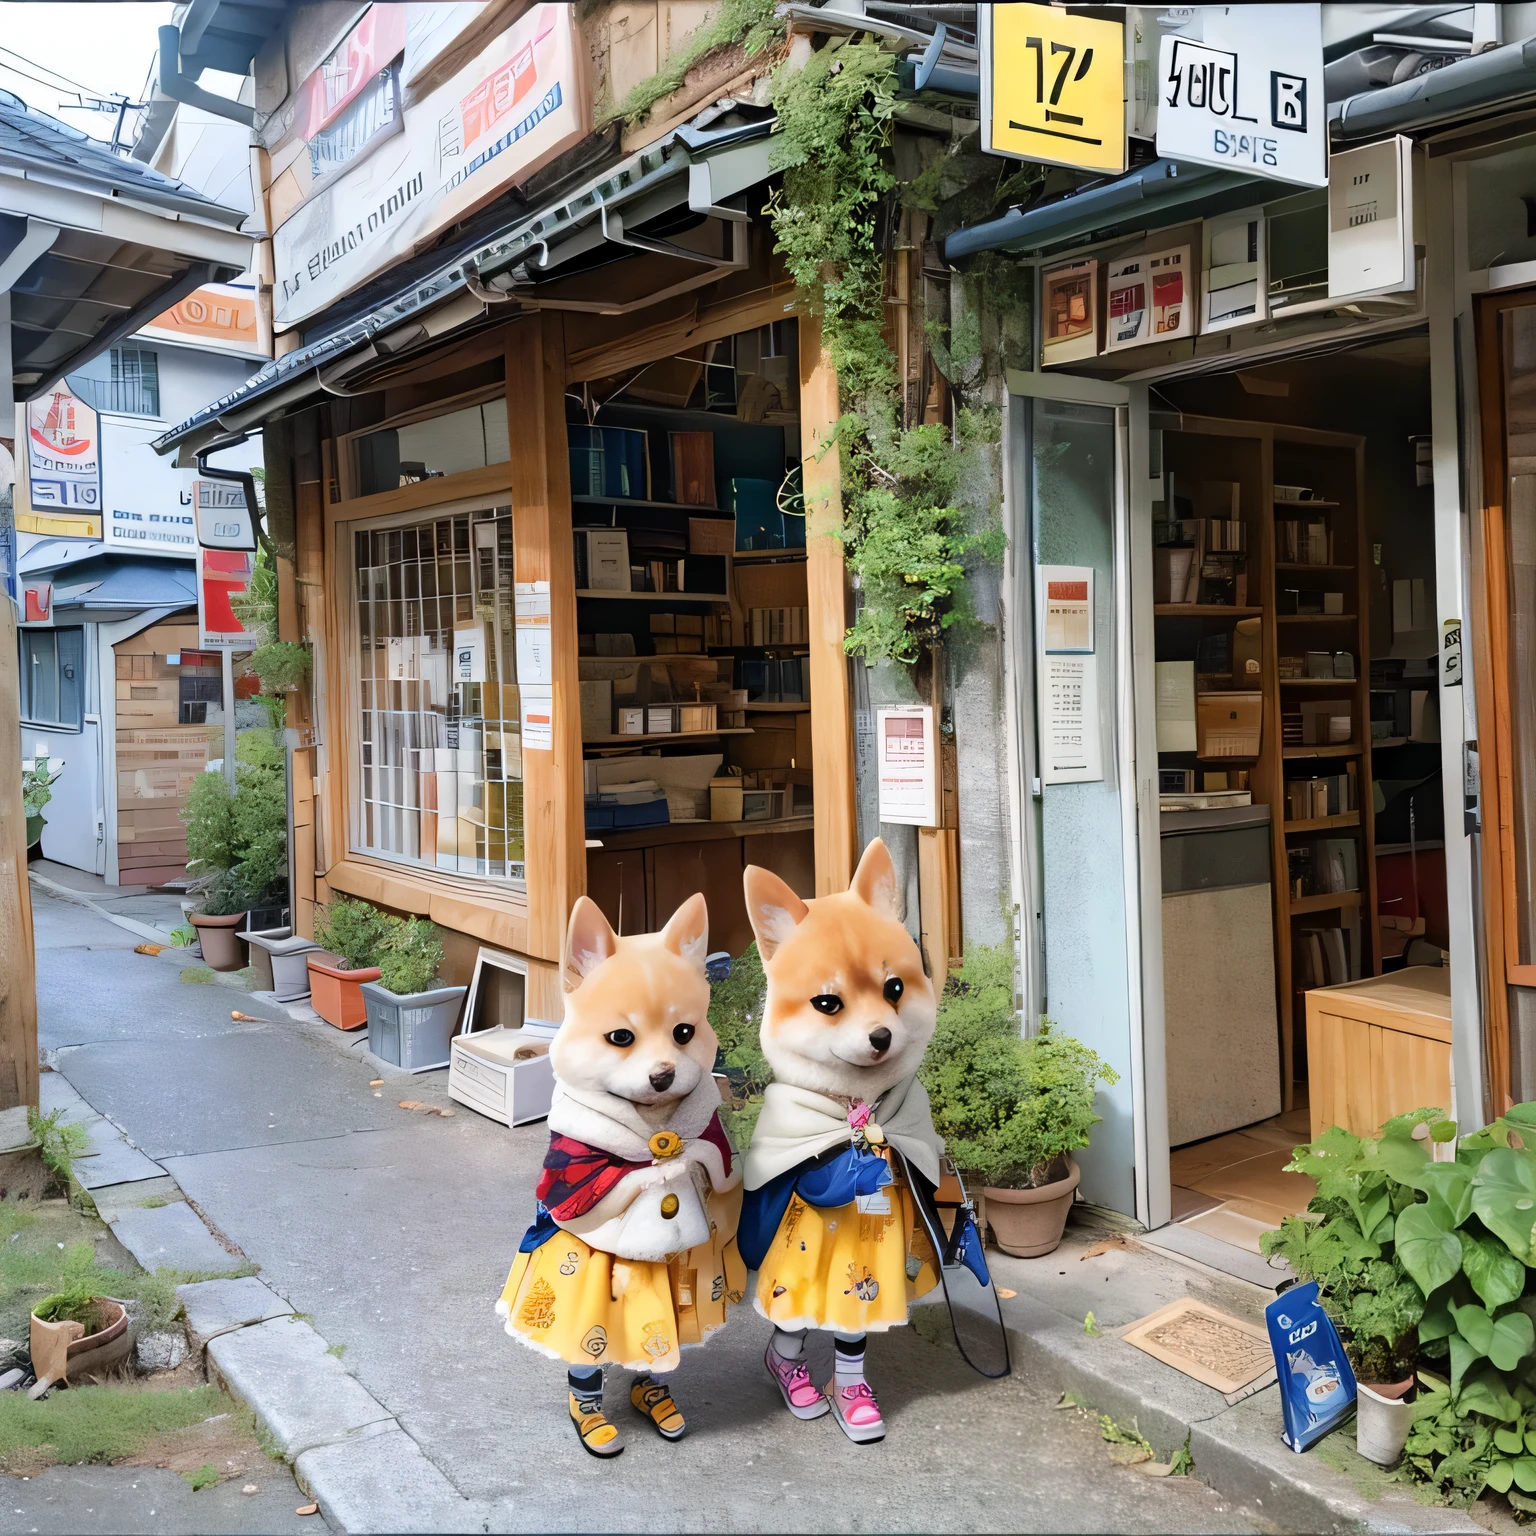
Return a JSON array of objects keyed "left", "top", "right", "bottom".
[{"left": 1120, "top": 1297, "right": 1273, "bottom": 1395}]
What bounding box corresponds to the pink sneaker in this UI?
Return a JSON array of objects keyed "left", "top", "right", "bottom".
[
  {"left": 765, "top": 1342, "right": 829, "bottom": 1420},
  {"left": 826, "top": 1380, "right": 885, "bottom": 1444}
]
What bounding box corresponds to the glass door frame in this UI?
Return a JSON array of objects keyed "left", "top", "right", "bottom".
[{"left": 1005, "top": 366, "right": 1170, "bottom": 1231}]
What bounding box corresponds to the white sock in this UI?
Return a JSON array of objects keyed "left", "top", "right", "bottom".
[
  {"left": 772, "top": 1328, "right": 805, "bottom": 1360},
  {"left": 834, "top": 1334, "right": 866, "bottom": 1387}
]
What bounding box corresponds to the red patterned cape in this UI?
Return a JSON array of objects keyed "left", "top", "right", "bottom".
[{"left": 536, "top": 1112, "right": 735, "bottom": 1222}]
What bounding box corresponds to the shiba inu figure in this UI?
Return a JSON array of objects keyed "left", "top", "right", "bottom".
[
  {"left": 497, "top": 894, "right": 745, "bottom": 1458},
  {"left": 739, "top": 839, "right": 945, "bottom": 1445}
]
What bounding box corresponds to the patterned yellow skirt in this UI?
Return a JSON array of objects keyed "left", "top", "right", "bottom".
[
  {"left": 499, "top": 1226, "right": 747, "bottom": 1372},
  {"left": 753, "top": 1184, "right": 940, "bottom": 1334}
]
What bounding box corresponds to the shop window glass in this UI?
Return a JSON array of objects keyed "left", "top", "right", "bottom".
[
  {"left": 353, "top": 506, "right": 523, "bottom": 883},
  {"left": 354, "top": 400, "right": 510, "bottom": 496},
  {"left": 19, "top": 627, "right": 84, "bottom": 729},
  {"left": 1503, "top": 306, "right": 1536, "bottom": 963}
]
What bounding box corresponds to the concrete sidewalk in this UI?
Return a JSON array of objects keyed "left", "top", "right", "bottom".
[{"left": 28, "top": 882, "right": 1486, "bottom": 1534}]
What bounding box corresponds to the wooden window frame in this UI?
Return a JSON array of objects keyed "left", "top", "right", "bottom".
[
  {"left": 329, "top": 491, "right": 529, "bottom": 913},
  {"left": 1475, "top": 289, "right": 1536, "bottom": 1005},
  {"left": 332, "top": 384, "right": 510, "bottom": 505}
]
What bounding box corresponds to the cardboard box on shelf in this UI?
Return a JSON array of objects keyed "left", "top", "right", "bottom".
[
  {"left": 688, "top": 518, "right": 735, "bottom": 554},
  {"left": 617, "top": 707, "right": 646, "bottom": 735},
  {"left": 1196, "top": 691, "right": 1263, "bottom": 758},
  {"left": 579, "top": 680, "right": 612, "bottom": 739},
  {"left": 710, "top": 775, "right": 745, "bottom": 822}
]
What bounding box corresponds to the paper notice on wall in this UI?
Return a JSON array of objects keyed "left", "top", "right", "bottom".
[
  {"left": 876, "top": 705, "right": 938, "bottom": 826},
  {"left": 515, "top": 581, "right": 553, "bottom": 686},
  {"left": 521, "top": 684, "right": 554, "bottom": 751},
  {"left": 453, "top": 625, "right": 486, "bottom": 683},
  {"left": 1038, "top": 564, "right": 1103, "bottom": 784}
]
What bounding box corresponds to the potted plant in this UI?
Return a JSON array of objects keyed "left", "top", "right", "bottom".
[
  {"left": 29, "top": 1283, "right": 134, "bottom": 1397},
  {"left": 188, "top": 868, "right": 251, "bottom": 972},
  {"left": 307, "top": 896, "right": 389, "bottom": 1030},
  {"left": 360, "top": 918, "right": 466, "bottom": 1071},
  {"left": 22, "top": 745, "right": 63, "bottom": 856},
  {"left": 921, "top": 946, "right": 1119, "bottom": 1258}
]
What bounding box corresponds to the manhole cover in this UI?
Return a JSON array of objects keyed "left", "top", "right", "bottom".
[{"left": 1120, "top": 1297, "right": 1273, "bottom": 1394}]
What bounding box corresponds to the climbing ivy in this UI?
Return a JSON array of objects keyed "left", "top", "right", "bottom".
[
  {"left": 766, "top": 39, "right": 1011, "bottom": 665},
  {"left": 617, "top": 0, "right": 785, "bottom": 126}
]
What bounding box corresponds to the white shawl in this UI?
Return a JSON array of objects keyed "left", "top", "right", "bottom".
[{"left": 743, "top": 1076, "right": 944, "bottom": 1191}]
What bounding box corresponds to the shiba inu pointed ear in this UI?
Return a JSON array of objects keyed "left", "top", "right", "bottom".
[
  {"left": 564, "top": 896, "right": 619, "bottom": 991},
  {"left": 743, "top": 865, "right": 808, "bottom": 962},
  {"left": 660, "top": 892, "right": 709, "bottom": 968},
  {"left": 850, "top": 838, "right": 902, "bottom": 922}
]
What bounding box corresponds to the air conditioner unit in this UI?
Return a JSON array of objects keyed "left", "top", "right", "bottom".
[
  {"left": 1266, "top": 191, "right": 1330, "bottom": 316},
  {"left": 1328, "top": 135, "right": 1415, "bottom": 301}
]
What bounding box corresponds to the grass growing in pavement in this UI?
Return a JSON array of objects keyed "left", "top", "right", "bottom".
[{"left": 0, "top": 1383, "right": 228, "bottom": 1471}]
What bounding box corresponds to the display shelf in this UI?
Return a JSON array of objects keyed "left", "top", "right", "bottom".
[
  {"left": 1283, "top": 743, "right": 1364, "bottom": 759},
  {"left": 1284, "top": 812, "right": 1362, "bottom": 834},
  {"left": 744, "top": 701, "right": 810, "bottom": 712},
  {"left": 1276, "top": 562, "right": 1356, "bottom": 572},
  {"left": 1153, "top": 604, "right": 1265, "bottom": 617},
  {"left": 1275, "top": 498, "right": 1341, "bottom": 507},
  {"left": 588, "top": 814, "right": 815, "bottom": 852},
  {"left": 576, "top": 589, "right": 730, "bottom": 602},
  {"left": 1280, "top": 677, "right": 1363, "bottom": 687},
  {"left": 573, "top": 495, "right": 722, "bottom": 513},
  {"left": 1289, "top": 890, "right": 1364, "bottom": 915},
  {"left": 1277, "top": 613, "right": 1358, "bottom": 623},
  {"left": 583, "top": 728, "right": 754, "bottom": 746},
  {"left": 733, "top": 549, "right": 808, "bottom": 563}
]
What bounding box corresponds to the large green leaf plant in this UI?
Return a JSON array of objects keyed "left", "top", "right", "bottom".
[{"left": 1265, "top": 1103, "right": 1536, "bottom": 1509}]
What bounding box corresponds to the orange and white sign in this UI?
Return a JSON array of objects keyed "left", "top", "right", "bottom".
[
  {"left": 296, "top": 4, "right": 407, "bottom": 142},
  {"left": 273, "top": 3, "right": 587, "bottom": 329},
  {"left": 199, "top": 549, "right": 256, "bottom": 649},
  {"left": 141, "top": 284, "right": 262, "bottom": 356},
  {"left": 26, "top": 389, "right": 101, "bottom": 512}
]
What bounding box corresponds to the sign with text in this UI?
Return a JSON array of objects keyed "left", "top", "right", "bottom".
[
  {"left": 104, "top": 418, "right": 198, "bottom": 555},
  {"left": 198, "top": 549, "right": 255, "bottom": 649},
  {"left": 140, "top": 283, "right": 263, "bottom": 357},
  {"left": 1038, "top": 565, "right": 1102, "bottom": 785},
  {"left": 1155, "top": 5, "right": 1326, "bottom": 188},
  {"left": 273, "top": 3, "right": 587, "bottom": 329},
  {"left": 876, "top": 705, "right": 938, "bottom": 827},
  {"left": 193, "top": 479, "right": 257, "bottom": 551},
  {"left": 982, "top": 3, "right": 1125, "bottom": 174},
  {"left": 26, "top": 389, "right": 101, "bottom": 513}
]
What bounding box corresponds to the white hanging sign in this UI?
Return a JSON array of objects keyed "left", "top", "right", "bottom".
[
  {"left": 1155, "top": 5, "right": 1327, "bottom": 188},
  {"left": 876, "top": 705, "right": 938, "bottom": 827},
  {"left": 192, "top": 479, "right": 257, "bottom": 551}
]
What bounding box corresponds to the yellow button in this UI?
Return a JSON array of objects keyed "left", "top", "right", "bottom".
[
  {"left": 649, "top": 1131, "right": 683, "bottom": 1159},
  {"left": 660, "top": 1193, "right": 680, "bottom": 1219}
]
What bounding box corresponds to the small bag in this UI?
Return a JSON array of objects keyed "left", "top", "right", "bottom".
[{"left": 1266, "top": 1281, "right": 1356, "bottom": 1452}]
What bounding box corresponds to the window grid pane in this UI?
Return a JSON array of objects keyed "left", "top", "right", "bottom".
[
  {"left": 109, "top": 347, "right": 159, "bottom": 416},
  {"left": 354, "top": 507, "right": 523, "bottom": 883},
  {"left": 20, "top": 629, "right": 83, "bottom": 729}
]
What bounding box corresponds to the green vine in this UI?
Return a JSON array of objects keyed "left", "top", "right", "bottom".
[
  {"left": 617, "top": 0, "right": 784, "bottom": 126},
  {"left": 766, "top": 39, "right": 1008, "bottom": 665}
]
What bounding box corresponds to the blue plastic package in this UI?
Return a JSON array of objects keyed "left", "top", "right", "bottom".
[{"left": 1265, "top": 1281, "right": 1357, "bottom": 1452}]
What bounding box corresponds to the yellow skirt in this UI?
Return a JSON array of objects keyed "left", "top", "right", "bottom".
[
  {"left": 499, "top": 1227, "right": 747, "bottom": 1372},
  {"left": 753, "top": 1185, "right": 940, "bottom": 1334}
]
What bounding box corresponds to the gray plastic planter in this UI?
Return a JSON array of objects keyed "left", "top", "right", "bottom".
[
  {"left": 242, "top": 927, "right": 324, "bottom": 1001},
  {"left": 360, "top": 982, "right": 468, "bottom": 1072}
]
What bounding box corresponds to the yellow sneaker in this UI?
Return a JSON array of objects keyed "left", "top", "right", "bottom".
[
  {"left": 569, "top": 1389, "right": 624, "bottom": 1458},
  {"left": 630, "top": 1374, "right": 687, "bottom": 1441}
]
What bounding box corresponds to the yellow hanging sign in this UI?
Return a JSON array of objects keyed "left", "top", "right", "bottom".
[{"left": 982, "top": 3, "right": 1127, "bottom": 175}]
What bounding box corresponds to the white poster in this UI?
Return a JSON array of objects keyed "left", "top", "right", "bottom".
[
  {"left": 273, "top": 3, "right": 588, "bottom": 329},
  {"left": 1105, "top": 246, "right": 1192, "bottom": 352},
  {"left": 26, "top": 389, "right": 101, "bottom": 513},
  {"left": 1155, "top": 5, "right": 1327, "bottom": 189},
  {"left": 1038, "top": 565, "right": 1103, "bottom": 785},
  {"left": 453, "top": 624, "right": 487, "bottom": 683},
  {"left": 514, "top": 580, "right": 552, "bottom": 686},
  {"left": 104, "top": 418, "right": 198, "bottom": 554},
  {"left": 521, "top": 683, "right": 554, "bottom": 751},
  {"left": 876, "top": 705, "right": 938, "bottom": 827}
]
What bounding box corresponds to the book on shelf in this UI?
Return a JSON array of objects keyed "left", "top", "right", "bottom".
[
  {"left": 1288, "top": 836, "right": 1358, "bottom": 897},
  {"left": 1296, "top": 924, "right": 1360, "bottom": 988},
  {"left": 1276, "top": 518, "right": 1333, "bottom": 565}
]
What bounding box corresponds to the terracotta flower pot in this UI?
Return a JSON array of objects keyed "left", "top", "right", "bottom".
[
  {"left": 307, "top": 953, "right": 381, "bottom": 1030},
  {"left": 982, "top": 1157, "right": 1082, "bottom": 1258},
  {"left": 189, "top": 911, "right": 248, "bottom": 972},
  {"left": 29, "top": 1298, "right": 133, "bottom": 1397},
  {"left": 1356, "top": 1378, "right": 1416, "bottom": 1466}
]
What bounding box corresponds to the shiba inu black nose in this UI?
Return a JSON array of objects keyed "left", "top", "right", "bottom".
[
  {"left": 649, "top": 1065, "right": 676, "bottom": 1092},
  {"left": 868, "top": 1027, "right": 892, "bottom": 1055}
]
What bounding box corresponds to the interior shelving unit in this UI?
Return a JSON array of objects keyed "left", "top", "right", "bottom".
[{"left": 1157, "top": 415, "right": 1377, "bottom": 1110}]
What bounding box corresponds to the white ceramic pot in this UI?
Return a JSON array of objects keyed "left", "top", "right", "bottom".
[{"left": 1355, "top": 1379, "right": 1416, "bottom": 1466}]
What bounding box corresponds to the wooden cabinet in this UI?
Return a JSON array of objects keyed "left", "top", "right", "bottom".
[{"left": 1305, "top": 967, "right": 1451, "bottom": 1138}]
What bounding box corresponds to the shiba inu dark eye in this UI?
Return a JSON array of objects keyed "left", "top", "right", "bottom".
[
  {"left": 811, "top": 995, "right": 844, "bottom": 1015},
  {"left": 673, "top": 1024, "right": 696, "bottom": 1044},
  {"left": 884, "top": 976, "right": 904, "bottom": 1006},
  {"left": 605, "top": 1028, "right": 636, "bottom": 1047}
]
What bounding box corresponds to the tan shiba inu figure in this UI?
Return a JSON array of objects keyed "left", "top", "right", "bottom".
[
  {"left": 740, "top": 839, "right": 944, "bottom": 1445},
  {"left": 497, "top": 894, "right": 745, "bottom": 1458}
]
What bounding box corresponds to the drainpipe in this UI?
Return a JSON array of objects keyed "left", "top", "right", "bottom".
[{"left": 156, "top": 24, "right": 255, "bottom": 126}]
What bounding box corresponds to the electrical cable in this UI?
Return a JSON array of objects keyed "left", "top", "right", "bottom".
[{"left": 0, "top": 44, "right": 102, "bottom": 99}]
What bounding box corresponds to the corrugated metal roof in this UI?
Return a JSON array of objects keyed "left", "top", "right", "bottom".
[{"left": 0, "top": 88, "right": 247, "bottom": 229}]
